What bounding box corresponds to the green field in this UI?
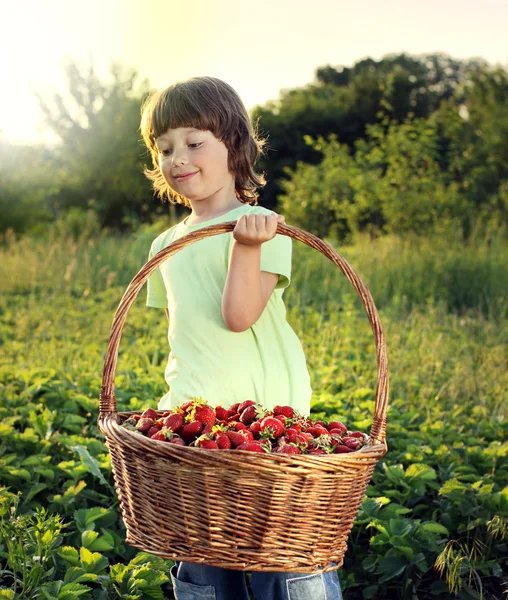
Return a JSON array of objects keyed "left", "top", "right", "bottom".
[{"left": 0, "top": 222, "right": 507, "bottom": 599}]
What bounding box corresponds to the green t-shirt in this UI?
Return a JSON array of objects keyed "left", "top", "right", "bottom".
[{"left": 146, "top": 203, "right": 312, "bottom": 414}]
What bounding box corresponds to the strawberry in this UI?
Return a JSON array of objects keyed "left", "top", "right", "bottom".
[
  {"left": 141, "top": 408, "right": 159, "bottom": 421},
  {"left": 343, "top": 437, "right": 361, "bottom": 450},
  {"left": 237, "top": 400, "right": 256, "bottom": 414},
  {"left": 239, "top": 405, "right": 258, "bottom": 424},
  {"left": 180, "top": 420, "right": 203, "bottom": 441},
  {"left": 151, "top": 427, "right": 173, "bottom": 441},
  {"left": 163, "top": 413, "right": 183, "bottom": 431},
  {"left": 215, "top": 406, "right": 230, "bottom": 421},
  {"left": 273, "top": 405, "right": 295, "bottom": 418},
  {"left": 136, "top": 418, "right": 154, "bottom": 433},
  {"left": 147, "top": 424, "right": 162, "bottom": 438},
  {"left": 234, "top": 422, "right": 248, "bottom": 431},
  {"left": 229, "top": 402, "right": 241, "bottom": 413},
  {"left": 329, "top": 428, "right": 346, "bottom": 436},
  {"left": 162, "top": 411, "right": 172, "bottom": 418},
  {"left": 259, "top": 417, "right": 284, "bottom": 439},
  {"left": 226, "top": 430, "right": 253, "bottom": 447},
  {"left": 305, "top": 426, "right": 326, "bottom": 437},
  {"left": 308, "top": 448, "right": 327, "bottom": 454},
  {"left": 349, "top": 431, "right": 367, "bottom": 440},
  {"left": 215, "top": 432, "right": 232, "bottom": 449},
  {"left": 227, "top": 412, "right": 241, "bottom": 422},
  {"left": 195, "top": 435, "right": 219, "bottom": 450},
  {"left": 275, "top": 443, "right": 301, "bottom": 454},
  {"left": 236, "top": 441, "right": 266, "bottom": 453},
  {"left": 169, "top": 434, "right": 186, "bottom": 446},
  {"left": 334, "top": 444, "right": 354, "bottom": 453},
  {"left": 180, "top": 400, "right": 196, "bottom": 413},
  {"left": 286, "top": 428, "right": 298, "bottom": 443},
  {"left": 327, "top": 421, "right": 347, "bottom": 435},
  {"left": 249, "top": 421, "right": 262, "bottom": 437},
  {"left": 202, "top": 423, "right": 214, "bottom": 434},
  {"left": 191, "top": 404, "right": 217, "bottom": 426},
  {"left": 132, "top": 414, "right": 141, "bottom": 422}
]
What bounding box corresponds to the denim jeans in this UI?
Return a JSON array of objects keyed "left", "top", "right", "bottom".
[{"left": 170, "top": 560, "right": 343, "bottom": 600}]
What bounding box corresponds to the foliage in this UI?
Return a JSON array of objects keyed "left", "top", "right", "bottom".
[{"left": 0, "top": 227, "right": 507, "bottom": 598}]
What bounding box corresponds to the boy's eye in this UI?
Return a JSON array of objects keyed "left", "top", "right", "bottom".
[{"left": 159, "top": 143, "right": 202, "bottom": 156}]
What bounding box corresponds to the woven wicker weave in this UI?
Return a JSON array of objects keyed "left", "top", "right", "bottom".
[{"left": 98, "top": 222, "right": 389, "bottom": 573}]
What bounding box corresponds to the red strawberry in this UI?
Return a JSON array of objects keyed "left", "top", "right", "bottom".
[
  {"left": 163, "top": 413, "right": 183, "bottom": 431},
  {"left": 132, "top": 414, "right": 141, "bottom": 423},
  {"left": 327, "top": 421, "right": 347, "bottom": 435},
  {"left": 329, "top": 428, "right": 346, "bottom": 436},
  {"left": 237, "top": 400, "right": 256, "bottom": 414},
  {"left": 181, "top": 420, "right": 203, "bottom": 441},
  {"left": 229, "top": 402, "right": 241, "bottom": 413},
  {"left": 305, "top": 426, "right": 325, "bottom": 437},
  {"left": 162, "top": 411, "right": 172, "bottom": 417},
  {"left": 275, "top": 444, "right": 301, "bottom": 454},
  {"left": 286, "top": 428, "right": 298, "bottom": 443},
  {"left": 180, "top": 400, "right": 196, "bottom": 413},
  {"left": 308, "top": 448, "right": 327, "bottom": 454},
  {"left": 169, "top": 434, "right": 186, "bottom": 446},
  {"left": 141, "top": 408, "right": 158, "bottom": 420},
  {"left": 236, "top": 441, "right": 266, "bottom": 453},
  {"left": 147, "top": 424, "right": 162, "bottom": 438},
  {"left": 192, "top": 404, "right": 216, "bottom": 426},
  {"left": 234, "top": 422, "right": 248, "bottom": 431},
  {"left": 196, "top": 435, "right": 219, "bottom": 450},
  {"left": 249, "top": 421, "right": 262, "bottom": 437},
  {"left": 334, "top": 444, "right": 354, "bottom": 453},
  {"left": 151, "top": 427, "right": 173, "bottom": 441},
  {"left": 226, "top": 430, "right": 253, "bottom": 447},
  {"left": 215, "top": 432, "right": 232, "bottom": 449},
  {"left": 136, "top": 418, "right": 154, "bottom": 433},
  {"left": 349, "top": 431, "right": 367, "bottom": 440},
  {"left": 202, "top": 423, "right": 214, "bottom": 434},
  {"left": 227, "top": 412, "right": 241, "bottom": 422},
  {"left": 343, "top": 437, "right": 361, "bottom": 450},
  {"left": 215, "top": 406, "right": 230, "bottom": 421},
  {"left": 239, "top": 405, "right": 258, "bottom": 424},
  {"left": 259, "top": 417, "right": 284, "bottom": 439},
  {"left": 273, "top": 405, "right": 295, "bottom": 418}
]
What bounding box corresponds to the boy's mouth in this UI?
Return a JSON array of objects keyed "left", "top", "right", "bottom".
[{"left": 175, "top": 172, "right": 198, "bottom": 182}]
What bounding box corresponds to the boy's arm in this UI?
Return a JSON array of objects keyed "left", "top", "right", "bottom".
[{"left": 222, "top": 213, "right": 284, "bottom": 333}]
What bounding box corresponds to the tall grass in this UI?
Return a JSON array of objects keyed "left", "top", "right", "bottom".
[{"left": 1, "top": 221, "right": 506, "bottom": 321}]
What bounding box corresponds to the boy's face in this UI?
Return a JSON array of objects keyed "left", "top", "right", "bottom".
[{"left": 155, "top": 127, "right": 234, "bottom": 201}]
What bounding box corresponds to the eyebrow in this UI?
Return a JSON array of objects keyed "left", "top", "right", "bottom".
[{"left": 157, "top": 128, "right": 199, "bottom": 141}]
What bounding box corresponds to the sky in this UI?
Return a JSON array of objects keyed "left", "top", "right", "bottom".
[{"left": 2, "top": 0, "right": 507, "bottom": 146}]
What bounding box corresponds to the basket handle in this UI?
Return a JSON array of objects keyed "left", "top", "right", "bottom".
[{"left": 98, "top": 222, "right": 389, "bottom": 445}]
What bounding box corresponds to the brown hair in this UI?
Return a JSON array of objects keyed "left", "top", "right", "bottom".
[{"left": 140, "top": 76, "right": 267, "bottom": 207}]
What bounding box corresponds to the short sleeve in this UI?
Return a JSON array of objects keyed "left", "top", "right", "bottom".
[
  {"left": 146, "top": 242, "right": 168, "bottom": 308},
  {"left": 260, "top": 233, "right": 292, "bottom": 290}
]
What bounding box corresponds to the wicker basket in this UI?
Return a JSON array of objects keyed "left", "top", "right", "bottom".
[{"left": 97, "top": 222, "right": 389, "bottom": 573}]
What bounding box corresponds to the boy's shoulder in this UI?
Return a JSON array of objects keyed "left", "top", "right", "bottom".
[{"left": 150, "top": 222, "right": 181, "bottom": 254}]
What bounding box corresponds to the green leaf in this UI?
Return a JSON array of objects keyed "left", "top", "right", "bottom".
[
  {"left": 70, "top": 445, "right": 113, "bottom": 490},
  {"left": 58, "top": 582, "right": 92, "bottom": 599},
  {"left": 377, "top": 556, "right": 407, "bottom": 582},
  {"left": 74, "top": 507, "right": 112, "bottom": 532},
  {"left": 405, "top": 463, "right": 437, "bottom": 480},
  {"left": 439, "top": 478, "right": 466, "bottom": 494},
  {"left": 363, "top": 585, "right": 379, "bottom": 599},
  {"left": 422, "top": 521, "right": 449, "bottom": 535},
  {"left": 63, "top": 567, "right": 98, "bottom": 585},
  {"left": 79, "top": 547, "right": 109, "bottom": 574},
  {"left": 25, "top": 483, "right": 49, "bottom": 503},
  {"left": 58, "top": 546, "right": 80, "bottom": 566}
]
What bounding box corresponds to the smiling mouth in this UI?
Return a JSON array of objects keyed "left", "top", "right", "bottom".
[{"left": 175, "top": 172, "right": 197, "bottom": 182}]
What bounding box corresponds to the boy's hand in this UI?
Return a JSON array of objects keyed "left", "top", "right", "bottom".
[{"left": 233, "top": 212, "right": 285, "bottom": 247}]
